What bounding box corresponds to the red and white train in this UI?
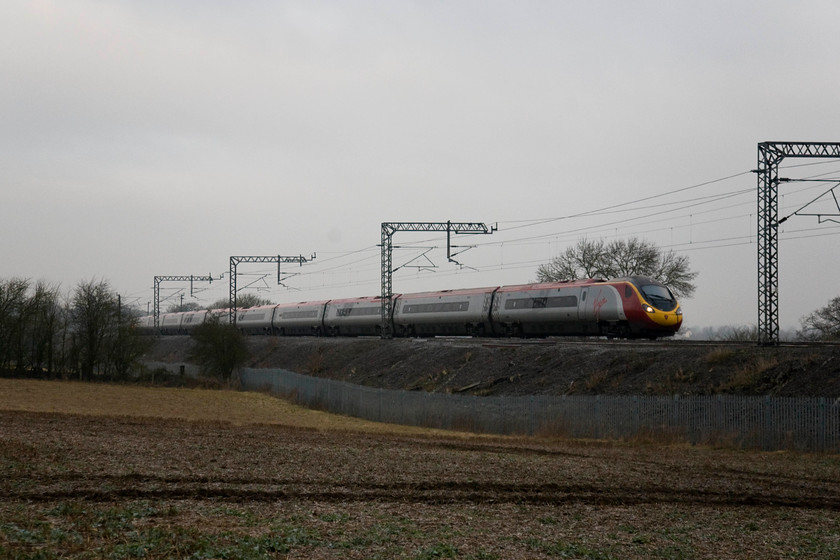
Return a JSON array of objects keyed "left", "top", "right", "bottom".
[{"left": 140, "top": 276, "right": 682, "bottom": 339}]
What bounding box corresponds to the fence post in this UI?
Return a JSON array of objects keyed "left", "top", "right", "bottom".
[
  {"left": 762, "top": 395, "right": 773, "bottom": 451},
  {"left": 594, "top": 396, "right": 601, "bottom": 439},
  {"left": 819, "top": 397, "right": 826, "bottom": 452},
  {"left": 633, "top": 395, "right": 640, "bottom": 439},
  {"left": 529, "top": 395, "right": 535, "bottom": 436}
]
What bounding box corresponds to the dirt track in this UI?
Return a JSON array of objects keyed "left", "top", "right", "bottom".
[{"left": 3, "top": 406, "right": 840, "bottom": 558}]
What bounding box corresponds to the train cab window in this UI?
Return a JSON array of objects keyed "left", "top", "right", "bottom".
[
  {"left": 625, "top": 285, "right": 633, "bottom": 298},
  {"left": 639, "top": 284, "right": 677, "bottom": 311}
]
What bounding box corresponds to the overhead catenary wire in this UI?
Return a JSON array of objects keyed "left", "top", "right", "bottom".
[
  {"left": 292, "top": 167, "right": 838, "bottom": 293},
  {"left": 497, "top": 170, "right": 755, "bottom": 230},
  {"left": 165, "top": 163, "right": 840, "bottom": 305}
]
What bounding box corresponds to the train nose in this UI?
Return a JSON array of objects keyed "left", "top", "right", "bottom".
[{"left": 649, "top": 306, "right": 682, "bottom": 328}]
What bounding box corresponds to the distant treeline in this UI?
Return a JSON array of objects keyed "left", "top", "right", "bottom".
[{"left": 0, "top": 278, "right": 150, "bottom": 380}]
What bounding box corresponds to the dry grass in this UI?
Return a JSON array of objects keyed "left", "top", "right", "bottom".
[
  {"left": 0, "top": 378, "right": 447, "bottom": 436},
  {"left": 2, "top": 379, "right": 840, "bottom": 559},
  {"left": 704, "top": 347, "right": 737, "bottom": 365},
  {"left": 583, "top": 369, "right": 609, "bottom": 391},
  {"left": 718, "top": 356, "right": 780, "bottom": 392}
]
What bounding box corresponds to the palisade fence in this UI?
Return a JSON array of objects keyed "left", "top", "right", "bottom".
[{"left": 240, "top": 367, "right": 840, "bottom": 452}]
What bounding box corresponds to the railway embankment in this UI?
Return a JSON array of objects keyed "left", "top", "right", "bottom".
[{"left": 143, "top": 336, "right": 840, "bottom": 398}]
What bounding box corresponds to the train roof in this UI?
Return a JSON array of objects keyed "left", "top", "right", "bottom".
[
  {"left": 397, "top": 286, "right": 499, "bottom": 299},
  {"left": 496, "top": 279, "right": 611, "bottom": 292},
  {"left": 237, "top": 304, "right": 277, "bottom": 312},
  {"left": 612, "top": 276, "right": 664, "bottom": 287},
  {"left": 274, "top": 300, "right": 331, "bottom": 307},
  {"left": 327, "top": 295, "right": 391, "bottom": 304}
]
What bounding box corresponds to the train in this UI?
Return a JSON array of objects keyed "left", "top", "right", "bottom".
[{"left": 139, "top": 276, "right": 682, "bottom": 339}]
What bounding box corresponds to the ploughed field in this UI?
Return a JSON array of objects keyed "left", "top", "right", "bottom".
[{"left": 2, "top": 380, "right": 840, "bottom": 559}]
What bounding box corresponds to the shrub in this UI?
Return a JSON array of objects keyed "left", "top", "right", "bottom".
[{"left": 189, "top": 317, "right": 249, "bottom": 381}]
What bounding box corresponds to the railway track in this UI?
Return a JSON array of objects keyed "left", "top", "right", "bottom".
[{"left": 417, "top": 336, "right": 840, "bottom": 350}]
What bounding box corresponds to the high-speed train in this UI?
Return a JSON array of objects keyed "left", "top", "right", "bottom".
[{"left": 140, "top": 276, "right": 682, "bottom": 339}]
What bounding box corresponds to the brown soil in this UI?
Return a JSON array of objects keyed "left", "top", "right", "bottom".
[
  {"left": 2, "top": 406, "right": 840, "bottom": 559},
  {"left": 144, "top": 336, "right": 840, "bottom": 398}
]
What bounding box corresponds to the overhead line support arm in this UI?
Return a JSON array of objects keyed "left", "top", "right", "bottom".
[
  {"left": 153, "top": 274, "right": 219, "bottom": 333},
  {"left": 380, "top": 221, "right": 496, "bottom": 339},
  {"left": 228, "top": 254, "right": 316, "bottom": 326}
]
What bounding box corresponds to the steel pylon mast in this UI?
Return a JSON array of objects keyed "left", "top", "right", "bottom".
[
  {"left": 229, "top": 254, "right": 316, "bottom": 325},
  {"left": 153, "top": 274, "right": 218, "bottom": 333},
  {"left": 756, "top": 142, "right": 840, "bottom": 345},
  {"left": 380, "top": 221, "right": 496, "bottom": 339}
]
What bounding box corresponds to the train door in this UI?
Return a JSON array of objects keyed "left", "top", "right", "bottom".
[
  {"left": 579, "top": 288, "right": 591, "bottom": 323},
  {"left": 577, "top": 287, "right": 602, "bottom": 335}
]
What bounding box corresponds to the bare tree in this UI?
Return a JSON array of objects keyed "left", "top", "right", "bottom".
[
  {"left": 206, "top": 293, "right": 273, "bottom": 310},
  {"left": 189, "top": 316, "right": 249, "bottom": 381},
  {"left": 0, "top": 278, "right": 31, "bottom": 371},
  {"left": 798, "top": 296, "right": 840, "bottom": 341},
  {"left": 536, "top": 237, "right": 698, "bottom": 299},
  {"left": 652, "top": 250, "right": 696, "bottom": 301},
  {"left": 535, "top": 239, "right": 610, "bottom": 281},
  {"left": 1, "top": 276, "right": 151, "bottom": 379},
  {"left": 108, "top": 314, "right": 151, "bottom": 380},
  {"left": 23, "top": 281, "right": 63, "bottom": 374},
  {"left": 167, "top": 301, "right": 202, "bottom": 313},
  {"left": 70, "top": 279, "right": 118, "bottom": 380}
]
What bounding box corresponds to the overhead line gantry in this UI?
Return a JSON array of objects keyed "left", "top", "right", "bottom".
[
  {"left": 755, "top": 141, "right": 840, "bottom": 346},
  {"left": 380, "top": 221, "right": 496, "bottom": 339},
  {"left": 229, "top": 254, "right": 316, "bottom": 326},
  {"left": 153, "top": 274, "right": 218, "bottom": 333}
]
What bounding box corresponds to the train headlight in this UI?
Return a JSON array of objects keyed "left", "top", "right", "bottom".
[
  {"left": 676, "top": 308, "right": 682, "bottom": 316},
  {"left": 644, "top": 304, "right": 655, "bottom": 313}
]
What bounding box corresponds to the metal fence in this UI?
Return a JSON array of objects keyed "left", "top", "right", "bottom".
[{"left": 241, "top": 367, "right": 840, "bottom": 452}]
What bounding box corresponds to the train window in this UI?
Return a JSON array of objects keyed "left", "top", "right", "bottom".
[
  {"left": 582, "top": 291, "right": 587, "bottom": 302},
  {"left": 547, "top": 295, "right": 577, "bottom": 307},
  {"left": 281, "top": 310, "right": 319, "bottom": 319},
  {"left": 403, "top": 301, "right": 470, "bottom": 314},
  {"left": 640, "top": 285, "right": 677, "bottom": 310},
  {"left": 504, "top": 295, "right": 577, "bottom": 310},
  {"left": 336, "top": 306, "right": 379, "bottom": 317},
  {"left": 625, "top": 285, "right": 633, "bottom": 298}
]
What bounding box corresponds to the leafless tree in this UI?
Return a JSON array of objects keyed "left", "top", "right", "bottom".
[
  {"left": 206, "top": 293, "right": 273, "bottom": 310},
  {"left": 0, "top": 278, "right": 31, "bottom": 371},
  {"left": 22, "top": 281, "right": 63, "bottom": 374},
  {"left": 536, "top": 237, "right": 698, "bottom": 299},
  {"left": 167, "top": 301, "right": 202, "bottom": 313},
  {"left": 189, "top": 316, "right": 249, "bottom": 381},
  {"left": 798, "top": 296, "right": 840, "bottom": 341}
]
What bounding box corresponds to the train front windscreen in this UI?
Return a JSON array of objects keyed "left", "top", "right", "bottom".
[{"left": 636, "top": 281, "right": 679, "bottom": 312}]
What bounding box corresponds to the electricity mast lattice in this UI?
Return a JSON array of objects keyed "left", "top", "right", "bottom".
[
  {"left": 756, "top": 141, "right": 840, "bottom": 345},
  {"left": 380, "top": 221, "right": 496, "bottom": 339}
]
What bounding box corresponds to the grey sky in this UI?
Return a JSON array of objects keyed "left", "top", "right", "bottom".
[{"left": 2, "top": 1, "right": 840, "bottom": 331}]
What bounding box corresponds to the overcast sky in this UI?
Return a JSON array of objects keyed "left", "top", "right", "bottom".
[{"left": 3, "top": 0, "right": 840, "bottom": 332}]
